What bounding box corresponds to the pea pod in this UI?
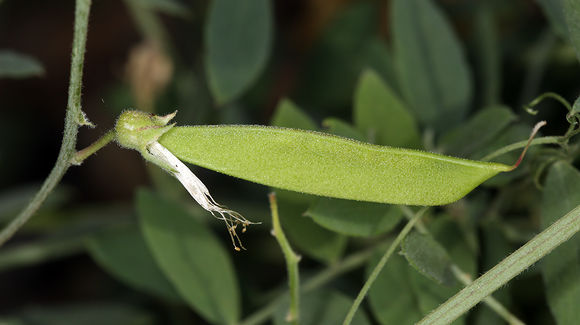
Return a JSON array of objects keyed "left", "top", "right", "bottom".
[{"left": 158, "top": 126, "right": 511, "bottom": 206}]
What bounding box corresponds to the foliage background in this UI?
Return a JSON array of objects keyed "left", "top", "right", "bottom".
[{"left": 0, "top": 0, "right": 579, "bottom": 324}]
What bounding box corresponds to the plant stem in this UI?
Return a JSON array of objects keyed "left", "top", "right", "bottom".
[
  {"left": 524, "top": 91, "right": 573, "bottom": 113},
  {"left": 0, "top": 0, "right": 92, "bottom": 248},
  {"left": 343, "top": 207, "right": 428, "bottom": 325},
  {"left": 450, "top": 265, "right": 524, "bottom": 325},
  {"left": 71, "top": 130, "right": 115, "bottom": 165},
  {"left": 418, "top": 204, "right": 580, "bottom": 325},
  {"left": 239, "top": 239, "right": 386, "bottom": 325},
  {"left": 480, "top": 136, "right": 561, "bottom": 162},
  {"left": 268, "top": 193, "right": 300, "bottom": 324}
]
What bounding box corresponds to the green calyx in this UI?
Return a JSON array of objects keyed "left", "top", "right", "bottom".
[
  {"left": 115, "top": 110, "right": 176, "bottom": 151},
  {"left": 115, "top": 110, "right": 177, "bottom": 171}
]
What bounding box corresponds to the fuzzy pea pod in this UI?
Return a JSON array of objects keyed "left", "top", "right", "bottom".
[{"left": 158, "top": 126, "right": 511, "bottom": 206}]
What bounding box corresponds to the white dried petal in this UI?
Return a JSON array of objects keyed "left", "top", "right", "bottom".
[{"left": 148, "top": 141, "right": 252, "bottom": 250}]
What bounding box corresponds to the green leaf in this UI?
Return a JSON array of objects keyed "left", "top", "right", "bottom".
[
  {"left": 537, "top": 0, "right": 569, "bottom": 39},
  {"left": 540, "top": 161, "right": 580, "bottom": 325},
  {"left": 274, "top": 290, "right": 370, "bottom": 325},
  {"left": 0, "top": 185, "right": 70, "bottom": 223},
  {"left": 564, "top": 0, "right": 580, "bottom": 62},
  {"left": 438, "top": 106, "right": 516, "bottom": 157},
  {"left": 277, "top": 196, "right": 347, "bottom": 264},
  {"left": 137, "top": 0, "right": 190, "bottom": 17},
  {"left": 473, "top": 5, "right": 501, "bottom": 106},
  {"left": 367, "top": 252, "right": 424, "bottom": 324},
  {"left": 354, "top": 70, "right": 421, "bottom": 148},
  {"left": 86, "top": 225, "right": 182, "bottom": 302},
  {"left": 398, "top": 215, "right": 475, "bottom": 325},
  {"left": 159, "top": 126, "right": 510, "bottom": 206},
  {"left": 137, "top": 189, "right": 240, "bottom": 325},
  {"left": 0, "top": 50, "right": 44, "bottom": 79},
  {"left": 0, "top": 318, "right": 23, "bottom": 325},
  {"left": 429, "top": 215, "right": 477, "bottom": 276},
  {"left": 401, "top": 231, "right": 455, "bottom": 286},
  {"left": 392, "top": 0, "right": 472, "bottom": 131},
  {"left": 271, "top": 99, "right": 317, "bottom": 130},
  {"left": 572, "top": 95, "right": 580, "bottom": 115},
  {"left": 305, "top": 198, "right": 402, "bottom": 237},
  {"left": 368, "top": 249, "right": 467, "bottom": 325},
  {"left": 294, "top": 2, "right": 378, "bottom": 111},
  {"left": 362, "top": 38, "right": 400, "bottom": 95},
  {"left": 18, "top": 303, "right": 154, "bottom": 325},
  {"left": 407, "top": 270, "right": 466, "bottom": 325},
  {"left": 0, "top": 236, "right": 83, "bottom": 272},
  {"left": 322, "top": 118, "right": 365, "bottom": 141},
  {"left": 205, "top": 0, "right": 272, "bottom": 104}
]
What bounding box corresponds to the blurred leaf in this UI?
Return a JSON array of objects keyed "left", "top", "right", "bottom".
[
  {"left": 362, "top": 38, "right": 400, "bottom": 95},
  {"left": 392, "top": 0, "right": 472, "bottom": 131},
  {"left": 295, "top": 2, "right": 379, "bottom": 111},
  {"left": 353, "top": 70, "right": 421, "bottom": 148},
  {"left": 277, "top": 198, "right": 347, "bottom": 264},
  {"left": 540, "top": 161, "right": 580, "bottom": 325},
  {"left": 473, "top": 4, "right": 501, "bottom": 106},
  {"left": 86, "top": 225, "right": 182, "bottom": 302},
  {"left": 564, "top": 0, "right": 580, "bottom": 62},
  {"left": 0, "top": 236, "right": 83, "bottom": 272},
  {"left": 438, "top": 106, "right": 516, "bottom": 157},
  {"left": 399, "top": 215, "right": 473, "bottom": 324},
  {"left": 572, "top": 95, "right": 580, "bottom": 115},
  {"left": 537, "top": 0, "right": 568, "bottom": 39},
  {"left": 0, "top": 51, "right": 44, "bottom": 79},
  {"left": 18, "top": 303, "right": 153, "bottom": 325},
  {"left": 322, "top": 117, "right": 365, "bottom": 141},
  {"left": 274, "top": 290, "right": 370, "bottom": 325},
  {"left": 205, "top": 0, "right": 272, "bottom": 104},
  {"left": 367, "top": 252, "right": 423, "bottom": 324},
  {"left": 0, "top": 318, "right": 24, "bottom": 325},
  {"left": 401, "top": 231, "right": 455, "bottom": 286},
  {"left": 305, "top": 198, "right": 402, "bottom": 237},
  {"left": 429, "top": 215, "right": 477, "bottom": 276},
  {"left": 137, "top": 189, "right": 240, "bottom": 325},
  {"left": 137, "top": 0, "right": 190, "bottom": 17},
  {"left": 0, "top": 185, "right": 71, "bottom": 224},
  {"left": 271, "top": 98, "right": 317, "bottom": 130},
  {"left": 407, "top": 269, "right": 465, "bottom": 325}
]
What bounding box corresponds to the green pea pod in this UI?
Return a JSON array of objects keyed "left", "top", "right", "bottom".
[{"left": 158, "top": 126, "right": 511, "bottom": 206}]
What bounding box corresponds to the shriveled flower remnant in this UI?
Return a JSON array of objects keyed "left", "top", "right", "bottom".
[{"left": 115, "top": 110, "right": 255, "bottom": 251}]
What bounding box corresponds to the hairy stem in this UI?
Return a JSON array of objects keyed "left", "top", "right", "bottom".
[
  {"left": 72, "top": 130, "right": 115, "bottom": 165},
  {"left": 268, "top": 193, "right": 300, "bottom": 324},
  {"left": 450, "top": 265, "right": 524, "bottom": 325},
  {"left": 343, "top": 207, "right": 428, "bottom": 325},
  {"left": 0, "top": 0, "right": 92, "bottom": 247},
  {"left": 418, "top": 204, "right": 580, "bottom": 325}
]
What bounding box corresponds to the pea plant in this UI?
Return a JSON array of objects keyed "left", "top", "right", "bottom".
[{"left": 1, "top": 0, "right": 580, "bottom": 324}]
